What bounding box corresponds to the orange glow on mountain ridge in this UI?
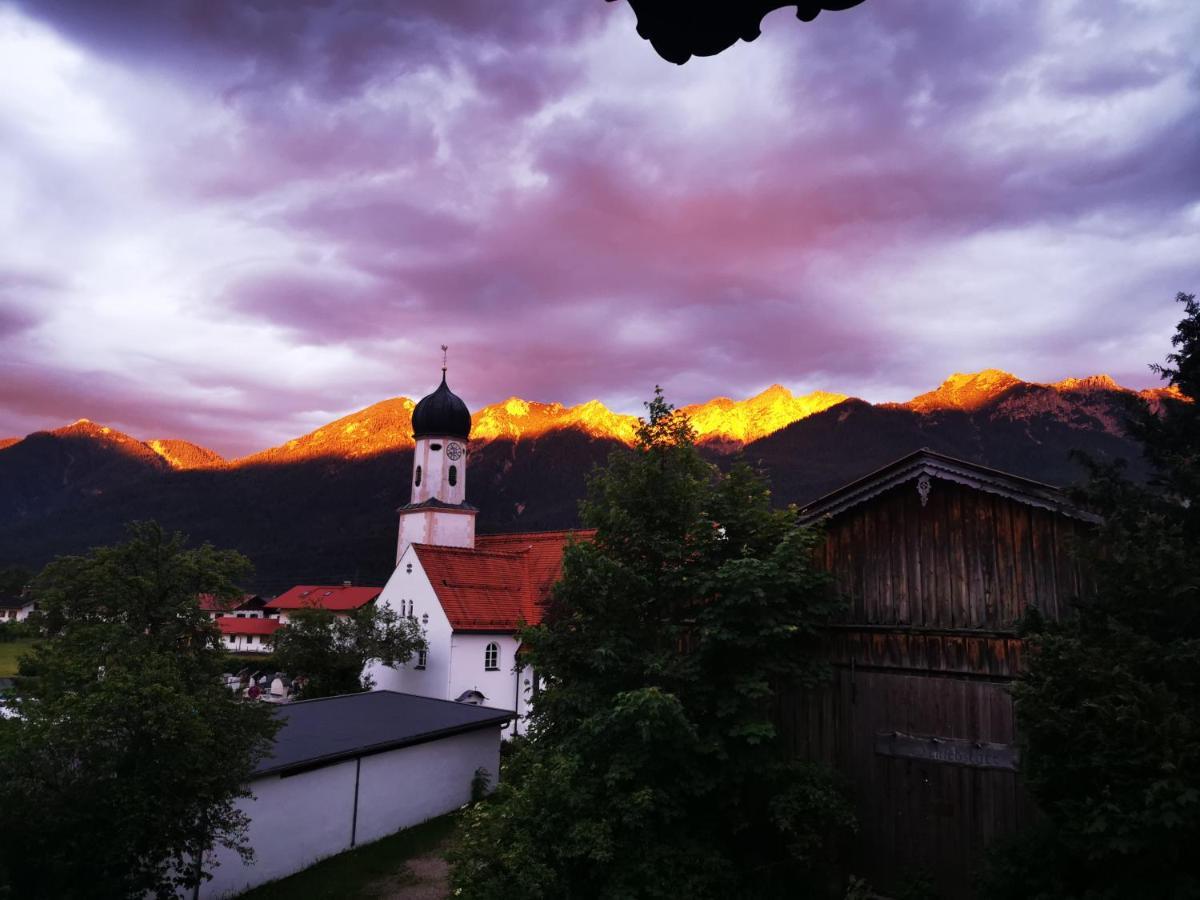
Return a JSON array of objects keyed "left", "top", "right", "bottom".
[{"left": 0, "top": 371, "right": 1185, "bottom": 471}]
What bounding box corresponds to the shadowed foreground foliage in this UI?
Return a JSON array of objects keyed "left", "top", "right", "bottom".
[
  {"left": 449, "top": 391, "right": 853, "bottom": 899},
  {"left": 0, "top": 522, "right": 279, "bottom": 900},
  {"left": 981, "top": 293, "right": 1200, "bottom": 899}
]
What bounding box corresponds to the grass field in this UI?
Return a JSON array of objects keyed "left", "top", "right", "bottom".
[
  {"left": 0, "top": 639, "right": 36, "bottom": 677},
  {"left": 236, "top": 812, "right": 459, "bottom": 900}
]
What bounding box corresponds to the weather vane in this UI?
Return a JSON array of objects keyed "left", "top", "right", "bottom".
[{"left": 441, "top": 344, "right": 448, "bottom": 374}]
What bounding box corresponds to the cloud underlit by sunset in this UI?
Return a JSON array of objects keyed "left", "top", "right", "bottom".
[{"left": 1, "top": 1, "right": 1197, "bottom": 456}]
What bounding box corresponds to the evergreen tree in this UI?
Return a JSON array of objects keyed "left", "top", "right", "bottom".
[
  {"left": 450, "top": 390, "right": 852, "bottom": 899},
  {"left": 981, "top": 293, "right": 1200, "bottom": 899},
  {"left": 0, "top": 522, "right": 279, "bottom": 900}
]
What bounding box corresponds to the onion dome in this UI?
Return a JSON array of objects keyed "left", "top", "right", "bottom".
[{"left": 412, "top": 372, "right": 471, "bottom": 439}]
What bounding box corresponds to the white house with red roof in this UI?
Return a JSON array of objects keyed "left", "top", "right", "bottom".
[
  {"left": 216, "top": 616, "right": 283, "bottom": 654},
  {"left": 264, "top": 584, "right": 382, "bottom": 624},
  {"left": 365, "top": 367, "right": 591, "bottom": 735}
]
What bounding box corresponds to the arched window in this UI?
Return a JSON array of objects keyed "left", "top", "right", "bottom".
[
  {"left": 484, "top": 642, "right": 499, "bottom": 671},
  {"left": 414, "top": 465, "right": 422, "bottom": 487},
  {"left": 448, "top": 464, "right": 458, "bottom": 487}
]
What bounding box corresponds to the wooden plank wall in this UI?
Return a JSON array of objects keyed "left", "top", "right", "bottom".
[
  {"left": 820, "top": 479, "right": 1088, "bottom": 629},
  {"left": 782, "top": 478, "right": 1089, "bottom": 898}
]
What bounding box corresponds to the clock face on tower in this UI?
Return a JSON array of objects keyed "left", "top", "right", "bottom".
[{"left": 446, "top": 441, "right": 464, "bottom": 461}]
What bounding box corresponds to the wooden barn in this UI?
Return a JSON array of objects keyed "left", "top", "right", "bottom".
[{"left": 783, "top": 449, "right": 1099, "bottom": 898}]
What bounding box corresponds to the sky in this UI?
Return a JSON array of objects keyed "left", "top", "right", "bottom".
[{"left": 1, "top": 0, "right": 1197, "bottom": 457}]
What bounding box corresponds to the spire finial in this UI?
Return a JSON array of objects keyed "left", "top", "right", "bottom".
[{"left": 441, "top": 344, "right": 448, "bottom": 376}]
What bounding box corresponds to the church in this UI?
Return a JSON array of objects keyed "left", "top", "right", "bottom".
[{"left": 365, "top": 368, "right": 591, "bottom": 736}]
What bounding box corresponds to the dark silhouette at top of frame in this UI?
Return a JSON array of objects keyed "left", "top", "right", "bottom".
[{"left": 609, "top": 1, "right": 869, "bottom": 65}]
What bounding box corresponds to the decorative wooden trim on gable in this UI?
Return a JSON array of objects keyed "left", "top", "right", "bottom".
[{"left": 799, "top": 448, "right": 1101, "bottom": 524}]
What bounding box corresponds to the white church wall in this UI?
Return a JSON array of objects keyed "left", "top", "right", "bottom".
[
  {"left": 449, "top": 633, "right": 524, "bottom": 735},
  {"left": 367, "top": 548, "right": 454, "bottom": 700},
  {"left": 396, "top": 508, "right": 475, "bottom": 559}
]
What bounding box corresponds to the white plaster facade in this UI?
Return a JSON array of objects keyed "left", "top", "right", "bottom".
[
  {"left": 368, "top": 546, "right": 536, "bottom": 738},
  {"left": 196, "top": 725, "right": 501, "bottom": 899},
  {"left": 1, "top": 601, "right": 36, "bottom": 622},
  {"left": 221, "top": 633, "right": 273, "bottom": 654}
]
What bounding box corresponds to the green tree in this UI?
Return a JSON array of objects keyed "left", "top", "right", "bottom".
[
  {"left": 0, "top": 521, "right": 279, "bottom": 900},
  {"left": 981, "top": 293, "right": 1200, "bottom": 900},
  {"left": 271, "top": 603, "right": 424, "bottom": 699},
  {"left": 0, "top": 565, "right": 31, "bottom": 598},
  {"left": 449, "top": 390, "right": 852, "bottom": 899}
]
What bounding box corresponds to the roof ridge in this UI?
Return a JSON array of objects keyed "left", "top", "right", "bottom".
[{"left": 413, "top": 544, "right": 528, "bottom": 559}]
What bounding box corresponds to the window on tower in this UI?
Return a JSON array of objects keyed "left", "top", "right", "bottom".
[
  {"left": 415, "top": 465, "right": 422, "bottom": 486},
  {"left": 484, "top": 642, "right": 499, "bottom": 671},
  {"left": 448, "top": 465, "right": 458, "bottom": 487}
]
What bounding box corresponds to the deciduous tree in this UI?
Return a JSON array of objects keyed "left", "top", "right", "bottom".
[
  {"left": 0, "top": 521, "right": 279, "bottom": 900},
  {"left": 982, "top": 293, "right": 1200, "bottom": 899},
  {"left": 272, "top": 603, "right": 424, "bottom": 699},
  {"left": 450, "top": 390, "right": 852, "bottom": 899}
]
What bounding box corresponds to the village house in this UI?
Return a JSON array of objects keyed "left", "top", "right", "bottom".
[
  {"left": 265, "top": 583, "right": 381, "bottom": 624},
  {"left": 216, "top": 616, "right": 282, "bottom": 654},
  {"left": 199, "top": 593, "right": 269, "bottom": 620},
  {"left": 786, "top": 448, "right": 1099, "bottom": 899},
  {"left": 364, "top": 369, "right": 589, "bottom": 735},
  {"left": 0, "top": 594, "right": 36, "bottom": 622}
]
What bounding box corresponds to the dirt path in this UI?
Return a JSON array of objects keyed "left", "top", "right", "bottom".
[{"left": 369, "top": 852, "right": 451, "bottom": 900}]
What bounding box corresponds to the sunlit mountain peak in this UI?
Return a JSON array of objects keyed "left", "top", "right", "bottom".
[
  {"left": 1051, "top": 374, "right": 1121, "bottom": 392},
  {"left": 904, "top": 369, "right": 1022, "bottom": 412},
  {"left": 682, "top": 385, "right": 849, "bottom": 444}
]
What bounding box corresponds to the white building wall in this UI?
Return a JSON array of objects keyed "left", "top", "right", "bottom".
[
  {"left": 355, "top": 727, "right": 500, "bottom": 844},
  {"left": 449, "top": 633, "right": 528, "bottom": 736},
  {"left": 199, "top": 758, "right": 358, "bottom": 899},
  {"left": 197, "top": 727, "right": 503, "bottom": 899},
  {"left": 396, "top": 507, "right": 476, "bottom": 560},
  {"left": 410, "top": 435, "right": 468, "bottom": 506},
  {"left": 367, "top": 547, "right": 454, "bottom": 699}
]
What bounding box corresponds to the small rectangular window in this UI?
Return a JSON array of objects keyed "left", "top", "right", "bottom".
[{"left": 415, "top": 649, "right": 428, "bottom": 670}]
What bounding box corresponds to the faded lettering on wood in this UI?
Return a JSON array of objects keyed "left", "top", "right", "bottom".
[{"left": 875, "top": 731, "right": 1020, "bottom": 771}]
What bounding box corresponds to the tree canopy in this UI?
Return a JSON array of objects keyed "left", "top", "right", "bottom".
[
  {"left": 271, "top": 603, "right": 424, "bottom": 700},
  {"left": 982, "top": 293, "right": 1200, "bottom": 899},
  {"left": 0, "top": 521, "right": 279, "bottom": 900},
  {"left": 449, "top": 390, "right": 852, "bottom": 899}
]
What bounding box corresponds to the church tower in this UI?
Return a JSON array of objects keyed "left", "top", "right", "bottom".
[{"left": 396, "top": 365, "right": 476, "bottom": 563}]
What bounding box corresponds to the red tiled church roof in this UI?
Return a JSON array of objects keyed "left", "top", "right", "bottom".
[
  {"left": 216, "top": 616, "right": 284, "bottom": 636},
  {"left": 266, "top": 585, "right": 381, "bottom": 612},
  {"left": 416, "top": 529, "right": 595, "bottom": 632}
]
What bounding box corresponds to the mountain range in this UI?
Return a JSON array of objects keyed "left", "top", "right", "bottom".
[{"left": 0, "top": 370, "right": 1181, "bottom": 593}]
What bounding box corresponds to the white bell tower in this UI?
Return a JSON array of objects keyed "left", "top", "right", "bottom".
[{"left": 396, "top": 356, "right": 476, "bottom": 562}]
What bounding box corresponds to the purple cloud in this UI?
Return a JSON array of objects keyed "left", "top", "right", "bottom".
[{"left": 0, "top": 0, "right": 1197, "bottom": 457}]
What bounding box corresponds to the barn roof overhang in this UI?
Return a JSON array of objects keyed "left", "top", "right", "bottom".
[{"left": 799, "top": 448, "right": 1102, "bottom": 525}]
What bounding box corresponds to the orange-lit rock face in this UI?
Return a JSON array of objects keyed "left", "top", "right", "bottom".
[
  {"left": 903, "top": 369, "right": 1023, "bottom": 413},
  {"left": 471, "top": 397, "right": 639, "bottom": 444},
  {"left": 471, "top": 386, "right": 848, "bottom": 449},
  {"left": 237, "top": 398, "right": 417, "bottom": 465},
  {"left": 147, "top": 439, "right": 225, "bottom": 470},
  {"left": 12, "top": 372, "right": 1185, "bottom": 466},
  {"left": 682, "top": 385, "right": 848, "bottom": 445}
]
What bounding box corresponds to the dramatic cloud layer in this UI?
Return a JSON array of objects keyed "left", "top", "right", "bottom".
[{"left": 2, "top": 0, "right": 1197, "bottom": 455}]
